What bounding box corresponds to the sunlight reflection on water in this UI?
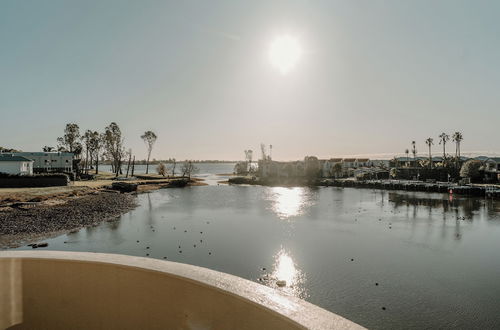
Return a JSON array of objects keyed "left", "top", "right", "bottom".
[
  {"left": 260, "top": 248, "right": 308, "bottom": 300},
  {"left": 267, "top": 187, "right": 314, "bottom": 219}
]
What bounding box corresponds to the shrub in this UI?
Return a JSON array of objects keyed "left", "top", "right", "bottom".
[
  {"left": 460, "top": 160, "right": 484, "bottom": 181},
  {"left": 157, "top": 163, "right": 167, "bottom": 177}
]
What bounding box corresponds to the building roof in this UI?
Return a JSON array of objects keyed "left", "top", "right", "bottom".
[
  {"left": 343, "top": 158, "right": 356, "bottom": 162},
  {"left": 356, "top": 158, "right": 370, "bottom": 162},
  {"left": 0, "top": 155, "right": 34, "bottom": 162},
  {"left": 10, "top": 152, "right": 74, "bottom": 157},
  {"left": 487, "top": 157, "right": 500, "bottom": 162}
]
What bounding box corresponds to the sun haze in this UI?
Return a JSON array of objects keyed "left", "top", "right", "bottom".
[{"left": 269, "top": 35, "right": 302, "bottom": 74}]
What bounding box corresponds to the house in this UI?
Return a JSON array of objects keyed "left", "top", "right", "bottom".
[
  {"left": 342, "top": 158, "right": 356, "bottom": 169},
  {"left": 322, "top": 158, "right": 342, "bottom": 177},
  {"left": 8, "top": 152, "right": 73, "bottom": 173},
  {"left": 485, "top": 157, "right": 500, "bottom": 172},
  {"left": 0, "top": 155, "right": 34, "bottom": 175},
  {"left": 355, "top": 158, "right": 370, "bottom": 167}
]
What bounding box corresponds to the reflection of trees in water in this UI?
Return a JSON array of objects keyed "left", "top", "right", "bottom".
[
  {"left": 388, "top": 192, "right": 483, "bottom": 220},
  {"left": 485, "top": 199, "right": 500, "bottom": 220}
]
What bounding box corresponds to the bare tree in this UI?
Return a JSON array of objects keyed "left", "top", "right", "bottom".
[
  {"left": 82, "top": 130, "right": 93, "bottom": 174},
  {"left": 244, "top": 149, "right": 253, "bottom": 172},
  {"left": 88, "top": 132, "right": 103, "bottom": 174},
  {"left": 103, "top": 122, "right": 126, "bottom": 177},
  {"left": 181, "top": 160, "right": 198, "bottom": 179},
  {"left": 157, "top": 163, "right": 167, "bottom": 177},
  {"left": 170, "top": 158, "right": 177, "bottom": 178},
  {"left": 141, "top": 131, "right": 157, "bottom": 174},
  {"left": 260, "top": 143, "right": 267, "bottom": 160}
]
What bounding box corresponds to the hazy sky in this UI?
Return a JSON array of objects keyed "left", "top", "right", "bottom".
[{"left": 1, "top": 0, "right": 499, "bottom": 160}]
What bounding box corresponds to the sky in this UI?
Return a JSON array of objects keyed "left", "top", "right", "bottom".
[{"left": 1, "top": 0, "right": 499, "bottom": 161}]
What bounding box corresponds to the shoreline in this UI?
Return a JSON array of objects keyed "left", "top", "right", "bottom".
[
  {"left": 227, "top": 177, "right": 500, "bottom": 198},
  {"left": 0, "top": 191, "right": 138, "bottom": 249},
  {"left": 0, "top": 176, "right": 206, "bottom": 249}
]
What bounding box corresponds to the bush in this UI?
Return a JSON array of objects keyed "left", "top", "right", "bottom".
[
  {"left": 460, "top": 160, "right": 484, "bottom": 181},
  {"left": 157, "top": 163, "right": 167, "bottom": 177}
]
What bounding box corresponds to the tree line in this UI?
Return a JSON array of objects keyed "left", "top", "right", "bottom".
[
  {"left": 46, "top": 122, "right": 195, "bottom": 178},
  {"left": 401, "top": 131, "right": 464, "bottom": 168}
]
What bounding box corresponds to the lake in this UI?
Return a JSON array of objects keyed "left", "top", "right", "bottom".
[{"left": 13, "top": 164, "right": 500, "bottom": 329}]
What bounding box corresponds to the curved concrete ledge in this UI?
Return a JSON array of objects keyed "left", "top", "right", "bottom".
[{"left": 0, "top": 251, "right": 364, "bottom": 329}]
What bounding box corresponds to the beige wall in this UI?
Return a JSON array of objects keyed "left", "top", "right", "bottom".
[{"left": 0, "top": 252, "right": 363, "bottom": 330}]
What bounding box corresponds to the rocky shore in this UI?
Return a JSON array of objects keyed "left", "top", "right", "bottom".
[{"left": 0, "top": 192, "right": 137, "bottom": 249}]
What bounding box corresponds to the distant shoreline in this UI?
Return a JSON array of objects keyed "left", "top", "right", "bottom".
[{"left": 227, "top": 177, "right": 500, "bottom": 198}]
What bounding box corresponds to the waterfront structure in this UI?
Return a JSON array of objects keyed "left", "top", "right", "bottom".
[
  {"left": 259, "top": 157, "right": 380, "bottom": 179},
  {"left": 7, "top": 152, "right": 74, "bottom": 173},
  {"left": 0, "top": 155, "right": 34, "bottom": 175},
  {"left": 0, "top": 251, "right": 363, "bottom": 330}
]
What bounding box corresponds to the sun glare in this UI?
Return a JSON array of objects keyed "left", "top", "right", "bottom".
[{"left": 269, "top": 35, "right": 302, "bottom": 74}]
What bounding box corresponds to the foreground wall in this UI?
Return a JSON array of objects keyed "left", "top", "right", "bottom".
[{"left": 0, "top": 251, "right": 364, "bottom": 330}]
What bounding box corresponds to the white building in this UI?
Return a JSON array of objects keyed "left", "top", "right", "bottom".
[
  {"left": 8, "top": 152, "right": 73, "bottom": 173},
  {"left": 0, "top": 155, "right": 34, "bottom": 175}
]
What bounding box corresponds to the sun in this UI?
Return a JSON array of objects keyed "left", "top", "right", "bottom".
[{"left": 269, "top": 35, "right": 302, "bottom": 74}]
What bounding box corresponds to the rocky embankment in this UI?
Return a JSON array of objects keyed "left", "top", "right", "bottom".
[{"left": 0, "top": 192, "right": 137, "bottom": 248}]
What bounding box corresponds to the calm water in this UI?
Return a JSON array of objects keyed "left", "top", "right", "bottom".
[{"left": 13, "top": 169, "right": 500, "bottom": 329}]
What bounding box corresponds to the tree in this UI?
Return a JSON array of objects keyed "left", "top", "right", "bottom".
[
  {"left": 82, "top": 130, "right": 93, "bottom": 174},
  {"left": 330, "top": 162, "right": 343, "bottom": 178},
  {"left": 404, "top": 149, "right": 410, "bottom": 167},
  {"left": 157, "top": 163, "right": 167, "bottom": 177},
  {"left": 260, "top": 143, "right": 268, "bottom": 160},
  {"left": 460, "top": 160, "right": 483, "bottom": 182},
  {"left": 42, "top": 146, "right": 54, "bottom": 152},
  {"left": 57, "top": 123, "right": 82, "bottom": 157},
  {"left": 141, "top": 131, "right": 157, "bottom": 174},
  {"left": 425, "top": 138, "right": 434, "bottom": 168},
  {"left": 304, "top": 156, "right": 320, "bottom": 180},
  {"left": 452, "top": 131, "right": 463, "bottom": 166},
  {"left": 88, "top": 132, "right": 103, "bottom": 174},
  {"left": 181, "top": 160, "right": 198, "bottom": 179},
  {"left": 438, "top": 133, "right": 449, "bottom": 159},
  {"left": 169, "top": 158, "right": 177, "bottom": 177},
  {"left": 411, "top": 141, "right": 417, "bottom": 166},
  {"left": 103, "top": 122, "right": 126, "bottom": 177},
  {"left": 0, "top": 147, "right": 20, "bottom": 153},
  {"left": 244, "top": 150, "right": 253, "bottom": 173}
]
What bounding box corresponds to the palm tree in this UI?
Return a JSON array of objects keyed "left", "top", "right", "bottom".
[
  {"left": 425, "top": 138, "right": 434, "bottom": 168},
  {"left": 438, "top": 133, "right": 449, "bottom": 159},
  {"left": 452, "top": 131, "right": 463, "bottom": 167},
  {"left": 404, "top": 149, "right": 410, "bottom": 167},
  {"left": 411, "top": 141, "right": 417, "bottom": 167}
]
